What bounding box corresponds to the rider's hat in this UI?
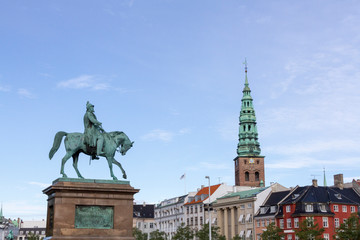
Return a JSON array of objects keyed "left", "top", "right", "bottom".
[{"left": 86, "top": 101, "right": 94, "bottom": 110}]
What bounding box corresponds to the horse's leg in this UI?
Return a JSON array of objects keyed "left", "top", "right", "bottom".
[
  {"left": 106, "top": 157, "right": 118, "bottom": 180},
  {"left": 111, "top": 158, "right": 127, "bottom": 179},
  {"left": 60, "top": 152, "right": 72, "bottom": 178},
  {"left": 72, "top": 152, "right": 84, "bottom": 179}
]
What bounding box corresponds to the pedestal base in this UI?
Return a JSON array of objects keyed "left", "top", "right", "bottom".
[{"left": 43, "top": 178, "right": 139, "bottom": 240}]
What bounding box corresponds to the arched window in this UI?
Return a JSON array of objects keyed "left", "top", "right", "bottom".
[
  {"left": 245, "top": 172, "right": 249, "bottom": 181},
  {"left": 255, "top": 172, "right": 260, "bottom": 181},
  {"left": 248, "top": 125, "right": 251, "bottom": 131},
  {"left": 243, "top": 125, "right": 246, "bottom": 131}
]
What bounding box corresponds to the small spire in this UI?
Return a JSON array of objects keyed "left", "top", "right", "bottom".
[
  {"left": 243, "top": 58, "right": 249, "bottom": 86},
  {"left": 323, "top": 167, "right": 327, "bottom": 186},
  {"left": 0, "top": 203, "right": 3, "bottom": 218}
]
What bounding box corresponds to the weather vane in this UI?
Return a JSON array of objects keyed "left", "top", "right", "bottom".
[{"left": 243, "top": 58, "right": 248, "bottom": 73}]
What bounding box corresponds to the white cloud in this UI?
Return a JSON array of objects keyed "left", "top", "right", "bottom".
[
  {"left": 141, "top": 128, "right": 190, "bottom": 142},
  {"left": 3, "top": 200, "right": 46, "bottom": 219},
  {"left": 17, "top": 88, "right": 36, "bottom": 99},
  {"left": 28, "top": 181, "right": 50, "bottom": 188},
  {"left": 57, "top": 75, "right": 110, "bottom": 90},
  {"left": 141, "top": 129, "right": 174, "bottom": 142},
  {"left": 0, "top": 84, "right": 10, "bottom": 92},
  {"left": 264, "top": 139, "right": 360, "bottom": 155}
]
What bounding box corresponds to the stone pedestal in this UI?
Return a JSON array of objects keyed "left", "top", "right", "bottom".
[{"left": 43, "top": 178, "right": 139, "bottom": 240}]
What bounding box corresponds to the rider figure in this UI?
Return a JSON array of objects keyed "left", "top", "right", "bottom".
[{"left": 84, "top": 101, "right": 105, "bottom": 160}]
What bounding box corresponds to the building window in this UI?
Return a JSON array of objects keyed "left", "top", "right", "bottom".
[
  {"left": 187, "top": 218, "right": 189, "bottom": 226},
  {"left": 245, "top": 172, "right": 250, "bottom": 181},
  {"left": 257, "top": 160, "right": 260, "bottom": 164},
  {"left": 191, "top": 217, "right": 193, "bottom": 226},
  {"left": 334, "top": 205, "right": 339, "bottom": 212},
  {"left": 200, "top": 206, "right": 203, "bottom": 212},
  {"left": 255, "top": 172, "right": 260, "bottom": 181},
  {"left": 344, "top": 218, "right": 347, "bottom": 224},
  {"left": 343, "top": 206, "right": 347, "bottom": 212},
  {"left": 287, "top": 219, "right": 292, "bottom": 228},
  {"left": 266, "top": 219, "right": 270, "bottom": 226},
  {"left": 244, "top": 160, "right": 247, "bottom": 164},
  {"left": 334, "top": 218, "right": 339, "bottom": 228},
  {"left": 200, "top": 216, "right": 203, "bottom": 225},
  {"left": 324, "top": 234, "right": 329, "bottom": 240},
  {"left": 351, "top": 206, "right": 356, "bottom": 213},
  {"left": 295, "top": 235, "right": 299, "bottom": 240},
  {"left": 248, "top": 203, "right": 252, "bottom": 208},
  {"left": 150, "top": 223, "right": 154, "bottom": 228},
  {"left": 257, "top": 220, "right": 260, "bottom": 227},
  {"left": 195, "top": 217, "right": 198, "bottom": 225},
  {"left": 287, "top": 234, "right": 293, "bottom": 240},
  {"left": 144, "top": 223, "right": 147, "bottom": 228},
  {"left": 319, "top": 204, "right": 326, "bottom": 212},
  {"left": 306, "top": 217, "right": 314, "bottom": 227},
  {"left": 195, "top": 206, "right": 198, "bottom": 213},
  {"left": 323, "top": 217, "right": 328, "bottom": 228},
  {"left": 240, "top": 204, "right": 245, "bottom": 209},
  {"left": 270, "top": 206, "right": 276, "bottom": 213},
  {"left": 305, "top": 204, "right": 313, "bottom": 212},
  {"left": 286, "top": 205, "right": 291, "bottom": 213},
  {"left": 191, "top": 206, "right": 193, "bottom": 214},
  {"left": 187, "top": 206, "right": 189, "bottom": 214},
  {"left": 294, "top": 218, "right": 299, "bottom": 228},
  {"left": 261, "top": 220, "right": 265, "bottom": 227},
  {"left": 280, "top": 219, "right": 284, "bottom": 229}
]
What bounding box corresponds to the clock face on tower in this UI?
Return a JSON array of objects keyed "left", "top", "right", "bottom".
[{"left": 249, "top": 158, "right": 254, "bottom": 164}]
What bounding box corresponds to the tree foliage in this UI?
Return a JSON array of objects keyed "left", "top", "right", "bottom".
[
  {"left": 261, "top": 222, "right": 284, "bottom": 240},
  {"left": 150, "top": 229, "right": 167, "bottom": 240},
  {"left": 295, "top": 218, "right": 324, "bottom": 240},
  {"left": 335, "top": 213, "right": 360, "bottom": 240},
  {"left": 133, "top": 227, "right": 148, "bottom": 240},
  {"left": 196, "top": 223, "right": 226, "bottom": 240},
  {"left": 173, "top": 223, "right": 194, "bottom": 240}
]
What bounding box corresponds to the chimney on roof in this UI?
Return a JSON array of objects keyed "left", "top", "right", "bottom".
[
  {"left": 312, "top": 179, "right": 318, "bottom": 187},
  {"left": 143, "top": 202, "right": 146, "bottom": 207},
  {"left": 334, "top": 174, "right": 344, "bottom": 190},
  {"left": 201, "top": 185, "right": 204, "bottom": 189}
]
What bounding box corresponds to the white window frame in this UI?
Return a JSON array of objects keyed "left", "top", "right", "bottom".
[
  {"left": 351, "top": 206, "right": 356, "bottom": 213},
  {"left": 305, "top": 204, "right": 313, "bottom": 212},
  {"left": 334, "top": 218, "right": 339, "bottom": 228},
  {"left": 294, "top": 218, "right": 299, "bottom": 228},
  {"left": 287, "top": 234, "right": 293, "bottom": 240},
  {"left": 343, "top": 205, "right": 347, "bottom": 212},
  {"left": 334, "top": 205, "right": 339, "bottom": 212},
  {"left": 323, "top": 217, "right": 328, "bottom": 228},
  {"left": 280, "top": 219, "right": 284, "bottom": 229},
  {"left": 287, "top": 219, "right": 292, "bottom": 228},
  {"left": 286, "top": 205, "right": 291, "bottom": 213},
  {"left": 324, "top": 234, "right": 329, "bottom": 240}
]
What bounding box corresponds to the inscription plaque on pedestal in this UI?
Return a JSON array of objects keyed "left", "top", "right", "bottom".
[{"left": 75, "top": 205, "right": 114, "bottom": 229}]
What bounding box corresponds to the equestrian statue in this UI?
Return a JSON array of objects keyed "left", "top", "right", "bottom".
[{"left": 49, "top": 101, "right": 134, "bottom": 180}]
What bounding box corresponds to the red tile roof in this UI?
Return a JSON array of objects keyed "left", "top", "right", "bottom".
[{"left": 184, "top": 184, "right": 221, "bottom": 205}]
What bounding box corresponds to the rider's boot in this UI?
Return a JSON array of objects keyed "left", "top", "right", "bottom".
[{"left": 96, "top": 137, "right": 104, "bottom": 158}]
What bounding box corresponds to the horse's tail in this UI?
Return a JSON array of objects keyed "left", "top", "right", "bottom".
[{"left": 49, "top": 131, "right": 67, "bottom": 160}]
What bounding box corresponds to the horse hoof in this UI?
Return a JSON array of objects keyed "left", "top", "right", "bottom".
[
  {"left": 113, "top": 177, "right": 118, "bottom": 181},
  {"left": 123, "top": 174, "right": 127, "bottom": 179},
  {"left": 62, "top": 174, "right": 68, "bottom": 178}
]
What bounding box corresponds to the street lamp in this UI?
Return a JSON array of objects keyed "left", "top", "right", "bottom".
[{"left": 205, "top": 176, "right": 211, "bottom": 240}]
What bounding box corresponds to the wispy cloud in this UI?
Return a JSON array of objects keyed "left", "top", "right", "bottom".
[
  {"left": 141, "top": 128, "right": 190, "bottom": 142},
  {"left": 200, "top": 162, "right": 231, "bottom": 170},
  {"left": 141, "top": 129, "right": 174, "bottom": 142},
  {"left": 57, "top": 75, "right": 110, "bottom": 90},
  {"left": 28, "top": 181, "right": 50, "bottom": 188},
  {"left": 0, "top": 84, "right": 10, "bottom": 92},
  {"left": 264, "top": 139, "right": 360, "bottom": 155},
  {"left": 18, "top": 88, "right": 36, "bottom": 99}
]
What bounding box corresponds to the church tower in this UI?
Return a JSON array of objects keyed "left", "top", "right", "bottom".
[{"left": 234, "top": 60, "right": 265, "bottom": 187}]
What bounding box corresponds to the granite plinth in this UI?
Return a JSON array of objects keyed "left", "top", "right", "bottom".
[{"left": 43, "top": 178, "right": 139, "bottom": 240}]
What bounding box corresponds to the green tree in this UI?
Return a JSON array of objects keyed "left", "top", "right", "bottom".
[
  {"left": 150, "top": 229, "right": 167, "bottom": 240},
  {"left": 173, "top": 223, "right": 194, "bottom": 240},
  {"left": 27, "top": 232, "right": 42, "bottom": 240},
  {"left": 261, "top": 222, "right": 284, "bottom": 240},
  {"left": 133, "top": 227, "right": 148, "bottom": 240},
  {"left": 295, "top": 218, "right": 324, "bottom": 240},
  {"left": 196, "top": 223, "right": 226, "bottom": 240},
  {"left": 232, "top": 235, "right": 242, "bottom": 240},
  {"left": 335, "top": 213, "right": 360, "bottom": 240}
]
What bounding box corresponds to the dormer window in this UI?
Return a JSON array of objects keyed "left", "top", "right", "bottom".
[
  {"left": 305, "top": 204, "right": 313, "bottom": 212},
  {"left": 270, "top": 206, "right": 277, "bottom": 213},
  {"left": 292, "top": 194, "right": 300, "bottom": 199},
  {"left": 335, "top": 194, "right": 342, "bottom": 199},
  {"left": 260, "top": 207, "right": 269, "bottom": 214},
  {"left": 319, "top": 204, "right": 326, "bottom": 212}
]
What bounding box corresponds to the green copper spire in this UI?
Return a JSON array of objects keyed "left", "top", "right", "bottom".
[
  {"left": 0, "top": 203, "right": 3, "bottom": 218},
  {"left": 323, "top": 168, "right": 327, "bottom": 186},
  {"left": 237, "top": 59, "right": 261, "bottom": 156}
]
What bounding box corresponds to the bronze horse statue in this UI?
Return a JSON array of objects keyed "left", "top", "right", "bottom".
[{"left": 49, "top": 131, "right": 133, "bottom": 180}]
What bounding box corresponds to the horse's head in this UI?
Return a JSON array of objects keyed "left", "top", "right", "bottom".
[{"left": 120, "top": 141, "right": 134, "bottom": 156}]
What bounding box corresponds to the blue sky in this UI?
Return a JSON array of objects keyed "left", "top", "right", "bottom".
[{"left": 1, "top": 0, "right": 360, "bottom": 220}]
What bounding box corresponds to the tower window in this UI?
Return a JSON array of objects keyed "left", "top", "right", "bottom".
[
  {"left": 248, "top": 125, "right": 251, "bottom": 131},
  {"left": 243, "top": 125, "right": 246, "bottom": 131},
  {"left": 244, "top": 160, "right": 247, "bottom": 165},
  {"left": 255, "top": 172, "right": 259, "bottom": 181},
  {"left": 256, "top": 160, "right": 259, "bottom": 164},
  {"left": 245, "top": 172, "right": 249, "bottom": 181}
]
